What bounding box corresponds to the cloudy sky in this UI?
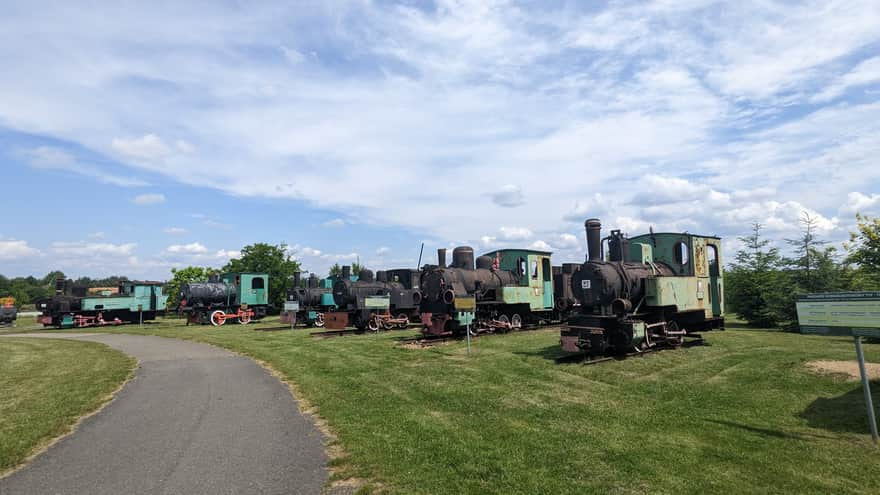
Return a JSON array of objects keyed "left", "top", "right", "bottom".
[{"left": 1, "top": 0, "right": 879, "bottom": 280}]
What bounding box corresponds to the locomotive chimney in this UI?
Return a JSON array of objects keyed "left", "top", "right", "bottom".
[
  {"left": 376, "top": 270, "right": 388, "bottom": 283},
  {"left": 437, "top": 248, "right": 447, "bottom": 268},
  {"left": 293, "top": 272, "right": 302, "bottom": 288},
  {"left": 585, "top": 218, "right": 602, "bottom": 261},
  {"left": 342, "top": 265, "right": 351, "bottom": 279},
  {"left": 359, "top": 269, "right": 374, "bottom": 282},
  {"left": 452, "top": 246, "right": 475, "bottom": 270}
]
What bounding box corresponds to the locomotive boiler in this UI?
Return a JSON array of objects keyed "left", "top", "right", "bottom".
[
  {"left": 419, "top": 246, "right": 557, "bottom": 336},
  {"left": 561, "top": 219, "right": 724, "bottom": 357}
]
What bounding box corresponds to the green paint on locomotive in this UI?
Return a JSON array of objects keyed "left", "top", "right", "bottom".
[
  {"left": 81, "top": 282, "right": 167, "bottom": 313},
  {"left": 220, "top": 273, "right": 269, "bottom": 306},
  {"left": 481, "top": 249, "right": 555, "bottom": 311},
  {"left": 629, "top": 232, "right": 724, "bottom": 318}
]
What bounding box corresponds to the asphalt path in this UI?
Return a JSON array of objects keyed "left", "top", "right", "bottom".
[{"left": 0, "top": 333, "right": 328, "bottom": 495}]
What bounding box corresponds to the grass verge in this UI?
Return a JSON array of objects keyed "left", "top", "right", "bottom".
[
  {"left": 54, "top": 318, "right": 880, "bottom": 494},
  {"left": 0, "top": 338, "right": 135, "bottom": 476}
]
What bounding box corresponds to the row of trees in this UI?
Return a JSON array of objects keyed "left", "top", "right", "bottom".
[{"left": 726, "top": 213, "right": 880, "bottom": 328}]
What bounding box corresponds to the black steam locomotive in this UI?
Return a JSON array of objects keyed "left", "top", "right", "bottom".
[
  {"left": 418, "top": 246, "right": 558, "bottom": 336},
  {"left": 282, "top": 273, "right": 336, "bottom": 327},
  {"left": 561, "top": 219, "right": 724, "bottom": 357},
  {"left": 330, "top": 266, "right": 421, "bottom": 331}
]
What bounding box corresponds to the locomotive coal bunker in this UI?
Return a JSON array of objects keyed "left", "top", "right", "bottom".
[{"left": 561, "top": 218, "right": 724, "bottom": 356}]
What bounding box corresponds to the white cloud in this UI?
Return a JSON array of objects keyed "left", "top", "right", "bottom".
[
  {"left": 52, "top": 241, "right": 137, "bottom": 257},
  {"left": 22, "top": 145, "right": 149, "bottom": 187},
  {"left": 376, "top": 246, "right": 391, "bottom": 255},
  {"left": 111, "top": 134, "right": 172, "bottom": 160},
  {"left": 840, "top": 192, "right": 880, "bottom": 215},
  {"left": 487, "top": 184, "right": 525, "bottom": 207},
  {"left": 132, "top": 193, "right": 166, "bottom": 205},
  {"left": 812, "top": 56, "right": 880, "bottom": 103},
  {"left": 322, "top": 218, "right": 346, "bottom": 228},
  {"left": 166, "top": 242, "right": 208, "bottom": 254},
  {"left": 498, "top": 226, "right": 533, "bottom": 241},
  {"left": 163, "top": 227, "right": 188, "bottom": 235},
  {"left": 529, "top": 240, "right": 552, "bottom": 251},
  {"left": 0, "top": 239, "right": 40, "bottom": 260}
]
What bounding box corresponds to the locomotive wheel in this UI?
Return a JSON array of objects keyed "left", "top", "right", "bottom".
[
  {"left": 368, "top": 315, "right": 381, "bottom": 332},
  {"left": 314, "top": 313, "right": 325, "bottom": 327},
  {"left": 668, "top": 321, "right": 683, "bottom": 346},
  {"left": 497, "top": 314, "right": 510, "bottom": 332},
  {"left": 210, "top": 310, "right": 226, "bottom": 327},
  {"left": 511, "top": 313, "right": 522, "bottom": 329},
  {"left": 396, "top": 313, "right": 409, "bottom": 329},
  {"left": 239, "top": 311, "right": 251, "bottom": 325},
  {"left": 382, "top": 317, "right": 394, "bottom": 330}
]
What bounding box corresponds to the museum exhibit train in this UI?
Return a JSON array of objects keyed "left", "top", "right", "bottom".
[
  {"left": 560, "top": 218, "right": 724, "bottom": 357},
  {"left": 178, "top": 272, "right": 269, "bottom": 326},
  {"left": 281, "top": 272, "right": 339, "bottom": 327},
  {"left": 418, "top": 246, "right": 567, "bottom": 336},
  {"left": 0, "top": 297, "right": 17, "bottom": 327},
  {"left": 327, "top": 265, "right": 422, "bottom": 331},
  {"left": 36, "top": 278, "right": 167, "bottom": 329}
]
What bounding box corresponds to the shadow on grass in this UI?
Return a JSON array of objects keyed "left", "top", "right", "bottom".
[
  {"left": 799, "top": 383, "right": 880, "bottom": 435},
  {"left": 704, "top": 418, "right": 806, "bottom": 440}
]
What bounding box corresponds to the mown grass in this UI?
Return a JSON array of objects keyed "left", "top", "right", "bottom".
[
  {"left": 0, "top": 338, "right": 135, "bottom": 475},
  {"left": 34, "top": 318, "right": 880, "bottom": 493}
]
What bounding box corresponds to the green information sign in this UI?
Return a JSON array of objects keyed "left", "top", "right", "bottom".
[
  {"left": 796, "top": 292, "right": 879, "bottom": 443},
  {"left": 364, "top": 296, "right": 390, "bottom": 310},
  {"left": 797, "top": 292, "right": 880, "bottom": 338}
]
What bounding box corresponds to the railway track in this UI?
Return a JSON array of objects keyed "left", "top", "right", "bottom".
[{"left": 554, "top": 336, "right": 707, "bottom": 365}]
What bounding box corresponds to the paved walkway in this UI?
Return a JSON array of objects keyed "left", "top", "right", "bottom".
[{"left": 0, "top": 333, "right": 327, "bottom": 494}]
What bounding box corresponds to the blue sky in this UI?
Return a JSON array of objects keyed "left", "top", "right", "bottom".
[{"left": 1, "top": 0, "right": 879, "bottom": 280}]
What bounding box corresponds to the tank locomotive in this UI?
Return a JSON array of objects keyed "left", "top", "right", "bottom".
[
  {"left": 329, "top": 266, "right": 421, "bottom": 331},
  {"left": 178, "top": 272, "right": 269, "bottom": 326},
  {"left": 419, "top": 246, "right": 557, "bottom": 336},
  {"left": 282, "top": 273, "right": 337, "bottom": 327},
  {"left": 36, "top": 278, "right": 167, "bottom": 328},
  {"left": 0, "top": 297, "right": 17, "bottom": 327},
  {"left": 561, "top": 219, "right": 724, "bottom": 357}
]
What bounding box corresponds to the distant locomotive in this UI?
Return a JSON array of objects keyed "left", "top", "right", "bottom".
[
  {"left": 281, "top": 273, "right": 340, "bottom": 327},
  {"left": 178, "top": 272, "right": 269, "bottom": 326},
  {"left": 328, "top": 266, "right": 421, "bottom": 331},
  {"left": 419, "top": 246, "right": 557, "bottom": 336},
  {"left": 560, "top": 218, "right": 724, "bottom": 357},
  {"left": 0, "top": 297, "right": 17, "bottom": 327},
  {"left": 36, "top": 279, "right": 167, "bottom": 328}
]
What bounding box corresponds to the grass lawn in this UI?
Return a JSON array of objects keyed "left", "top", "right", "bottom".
[
  {"left": 32, "top": 318, "right": 880, "bottom": 494},
  {"left": 0, "top": 338, "right": 135, "bottom": 475}
]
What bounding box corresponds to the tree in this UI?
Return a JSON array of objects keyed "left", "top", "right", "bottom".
[
  {"left": 223, "top": 243, "right": 300, "bottom": 312},
  {"left": 328, "top": 262, "right": 365, "bottom": 278},
  {"left": 845, "top": 213, "right": 880, "bottom": 289},
  {"left": 725, "top": 223, "right": 786, "bottom": 327},
  {"left": 165, "top": 266, "right": 219, "bottom": 308}
]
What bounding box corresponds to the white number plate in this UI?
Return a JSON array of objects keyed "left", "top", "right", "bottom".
[{"left": 581, "top": 280, "right": 591, "bottom": 289}]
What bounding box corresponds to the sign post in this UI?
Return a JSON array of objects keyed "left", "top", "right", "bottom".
[
  {"left": 453, "top": 296, "right": 476, "bottom": 356},
  {"left": 284, "top": 301, "right": 299, "bottom": 332},
  {"left": 138, "top": 304, "right": 143, "bottom": 327},
  {"left": 797, "top": 292, "right": 880, "bottom": 443}
]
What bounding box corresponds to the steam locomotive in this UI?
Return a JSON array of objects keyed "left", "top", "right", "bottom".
[
  {"left": 560, "top": 218, "right": 724, "bottom": 357},
  {"left": 418, "top": 246, "right": 559, "bottom": 336},
  {"left": 36, "top": 278, "right": 167, "bottom": 328},
  {"left": 178, "top": 272, "right": 269, "bottom": 326},
  {"left": 328, "top": 266, "right": 421, "bottom": 330},
  {"left": 281, "top": 272, "right": 337, "bottom": 327},
  {"left": 0, "top": 297, "right": 16, "bottom": 327}
]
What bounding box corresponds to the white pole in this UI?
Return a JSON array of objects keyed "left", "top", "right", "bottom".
[
  {"left": 854, "top": 336, "right": 878, "bottom": 443},
  {"left": 466, "top": 322, "right": 471, "bottom": 355}
]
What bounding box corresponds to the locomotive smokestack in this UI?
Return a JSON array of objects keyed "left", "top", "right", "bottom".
[
  {"left": 585, "top": 218, "right": 602, "bottom": 261},
  {"left": 293, "top": 272, "right": 301, "bottom": 288},
  {"left": 342, "top": 265, "right": 351, "bottom": 279},
  {"left": 437, "top": 248, "right": 447, "bottom": 268}
]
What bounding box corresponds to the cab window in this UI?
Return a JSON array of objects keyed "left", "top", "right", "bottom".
[
  {"left": 251, "top": 277, "right": 265, "bottom": 289},
  {"left": 531, "top": 260, "right": 538, "bottom": 279}
]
